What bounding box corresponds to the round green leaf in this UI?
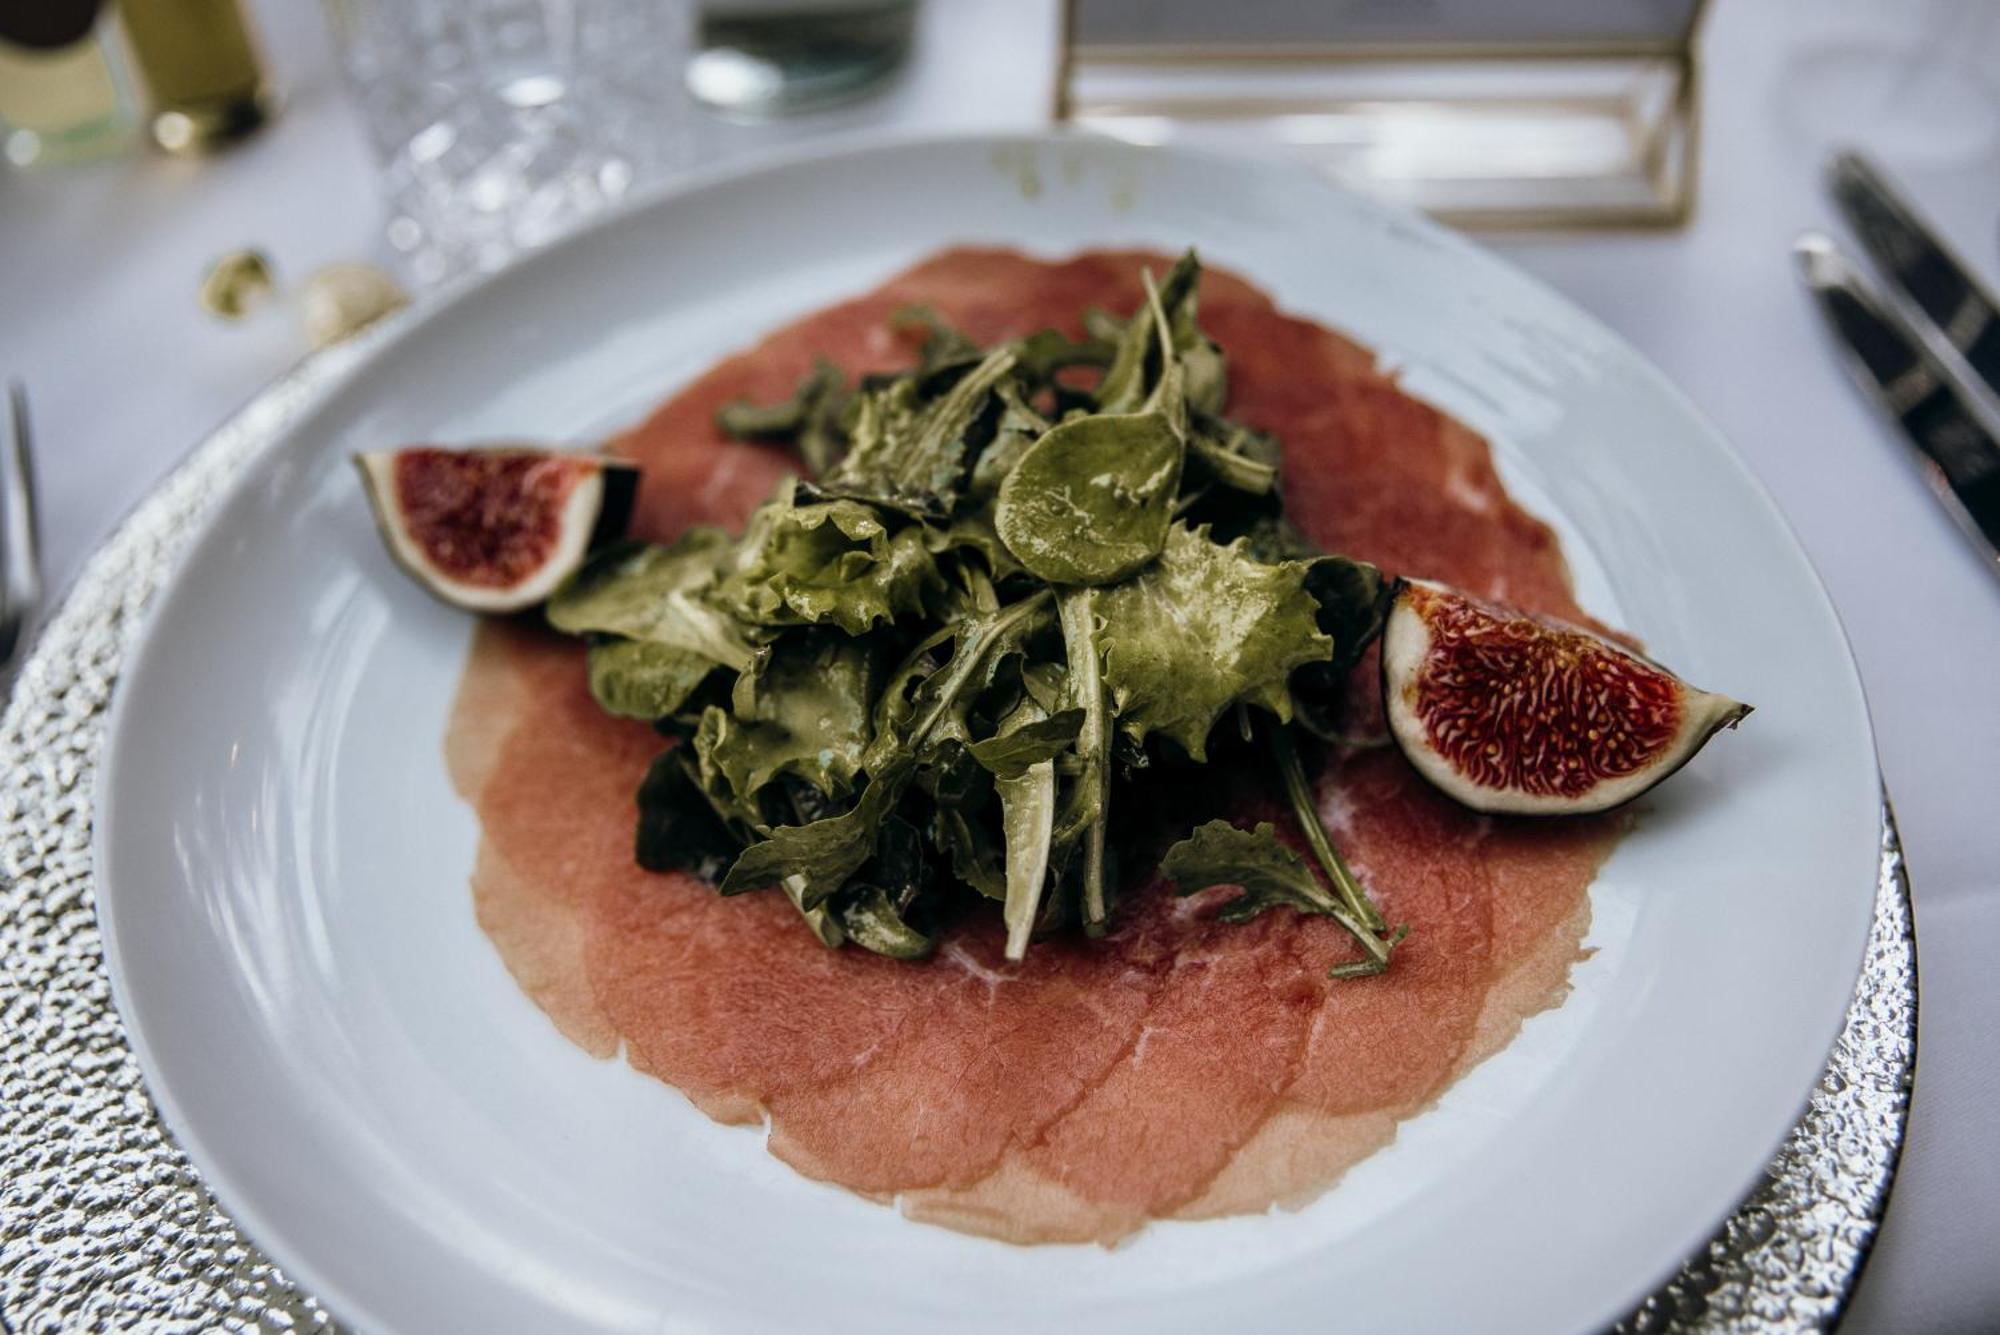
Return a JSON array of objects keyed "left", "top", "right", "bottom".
[{"left": 993, "top": 411, "right": 1183, "bottom": 585}]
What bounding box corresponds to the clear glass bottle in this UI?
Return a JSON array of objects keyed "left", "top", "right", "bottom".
[
  {"left": 0, "top": 0, "right": 134, "bottom": 168},
  {"left": 117, "top": 0, "right": 276, "bottom": 154}
]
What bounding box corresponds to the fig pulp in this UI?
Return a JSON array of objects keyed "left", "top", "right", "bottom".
[
  {"left": 357, "top": 446, "right": 637, "bottom": 612},
  {"left": 1381, "top": 578, "right": 1750, "bottom": 815}
]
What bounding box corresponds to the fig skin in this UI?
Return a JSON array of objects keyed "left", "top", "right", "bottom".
[
  {"left": 1380, "top": 578, "right": 1751, "bottom": 817},
  {"left": 356, "top": 446, "right": 638, "bottom": 614}
]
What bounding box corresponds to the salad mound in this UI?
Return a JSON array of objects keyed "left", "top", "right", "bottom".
[{"left": 545, "top": 253, "right": 1407, "bottom": 972}]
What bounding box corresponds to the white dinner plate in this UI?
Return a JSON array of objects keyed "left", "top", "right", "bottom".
[{"left": 95, "top": 133, "right": 1880, "bottom": 1335}]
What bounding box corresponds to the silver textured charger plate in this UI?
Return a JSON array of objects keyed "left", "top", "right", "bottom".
[{"left": 0, "top": 339, "right": 1916, "bottom": 1334}]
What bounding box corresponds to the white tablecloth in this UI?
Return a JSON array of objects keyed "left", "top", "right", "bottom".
[{"left": 1, "top": 0, "right": 1992, "bottom": 1329}]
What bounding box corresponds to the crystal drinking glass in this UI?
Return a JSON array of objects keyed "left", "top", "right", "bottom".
[{"left": 326, "top": 0, "right": 694, "bottom": 287}]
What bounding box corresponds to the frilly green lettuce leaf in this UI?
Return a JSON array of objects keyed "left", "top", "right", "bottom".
[
  {"left": 1094, "top": 523, "right": 1332, "bottom": 760},
  {"left": 695, "top": 629, "right": 883, "bottom": 803},
  {"left": 722, "top": 486, "right": 944, "bottom": 635}
]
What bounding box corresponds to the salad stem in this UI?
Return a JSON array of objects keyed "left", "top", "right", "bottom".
[
  {"left": 909, "top": 590, "right": 1050, "bottom": 746},
  {"left": 1270, "top": 724, "right": 1391, "bottom": 935}
]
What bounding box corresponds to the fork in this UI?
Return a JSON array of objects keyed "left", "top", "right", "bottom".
[{"left": 0, "top": 380, "right": 44, "bottom": 676}]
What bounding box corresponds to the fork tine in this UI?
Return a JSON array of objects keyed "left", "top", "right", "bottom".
[{"left": 1, "top": 381, "right": 44, "bottom": 670}]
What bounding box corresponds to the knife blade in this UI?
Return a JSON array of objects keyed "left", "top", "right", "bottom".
[
  {"left": 1796, "top": 232, "right": 2000, "bottom": 573},
  {"left": 1827, "top": 150, "right": 2000, "bottom": 402}
]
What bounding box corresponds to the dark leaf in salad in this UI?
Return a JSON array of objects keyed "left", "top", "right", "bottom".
[{"left": 634, "top": 750, "right": 743, "bottom": 884}]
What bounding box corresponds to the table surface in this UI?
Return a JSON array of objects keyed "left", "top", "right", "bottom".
[{"left": 2, "top": 0, "right": 1993, "bottom": 1330}]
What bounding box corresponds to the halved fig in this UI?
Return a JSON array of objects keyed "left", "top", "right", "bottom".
[
  {"left": 356, "top": 446, "right": 637, "bottom": 612},
  {"left": 1381, "top": 578, "right": 1749, "bottom": 816}
]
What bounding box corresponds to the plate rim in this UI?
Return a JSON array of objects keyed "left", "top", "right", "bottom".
[{"left": 89, "top": 128, "right": 1885, "bottom": 1334}]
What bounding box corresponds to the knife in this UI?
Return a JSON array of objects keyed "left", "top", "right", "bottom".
[
  {"left": 1827, "top": 150, "right": 2000, "bottom": 405},
  {"left": 1796, "top": 232, "right": 2000, "bottom": 573}
]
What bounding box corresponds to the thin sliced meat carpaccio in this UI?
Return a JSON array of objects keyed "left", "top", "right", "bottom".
[{"left": 449, "top": 248, "right": 1627, "bottom": 1244}]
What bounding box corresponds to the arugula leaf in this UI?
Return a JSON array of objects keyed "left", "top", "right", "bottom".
[
  {"left": 634, "top": 750, "right": 744, "bottom": 884},
  {"left": 1094, "top": 523, "right": 1332, "bottom": 760},
  {"left": 1184, "top": 416, "right": 1278, "bottom": 495},
  {"left": 994, "top": 699, "right": 1060, "bottom": 960},
  {"left": 921, "top": 744, "right": 1030, "bottom": 911},
  {"left": 1057, "top": 588, "right": 1113, "bottom": 933},
  {"left": 1012, "top": 326, "right": 1116, "bottom": 384},
  {"left": 723, "top": 486, "right": 943, "bottom": 635},
  {"left": 586, "top": 639, "right": 720, "bottom": 721},
  {"left": 826, "top": 346, "right": 1018, "bottom": 512},
  {"left": 717, "top": 359, "right": 850, "bottom": 477},
  {"left": 891, "top": 305, "right": 987, "bottom": 389},
  {"left": 1160, "top": 819, "right": 1392, "bottom": 977},
  {"left": 1095, "top": 250, "right": 1200, "bottom": 415},
  {"left": 721, "top": 592, "right": 1051, "bottom": 916},
  {"left": 1176, "top": 312, "right": 1228, "bottom": 418},
  {"left": 1269, "top": 724, "right": 1391, "bottom": 937},
  {"left": 968, "top": 708, "right": 1083, "bottom": 779},
  {"left": 718, "top": 760, "right": 911, "bottom": 907},
  {"left": 833, "top": 815, "right": 936, "bottom": 959},
  {"left": 832, "top": 884, "right": 933, "bottom": 959},
  {"left": 864, "top": 592, "right": 1055, "bottom": 775},
  {"left": 1161, "top": 819, "right": 1340, "bottom": 920},
  {"left": 859, "top": 813, "right": 928, "bottom": 911},
  {"left": 994, "top": 410, "right": 1184, "bottom": 586},
  {"left": 783, "top": 878, "right": 848, "bottom": 949},
  {"left": 547, "top": 533, "right": 756, "bottom": 671}
]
